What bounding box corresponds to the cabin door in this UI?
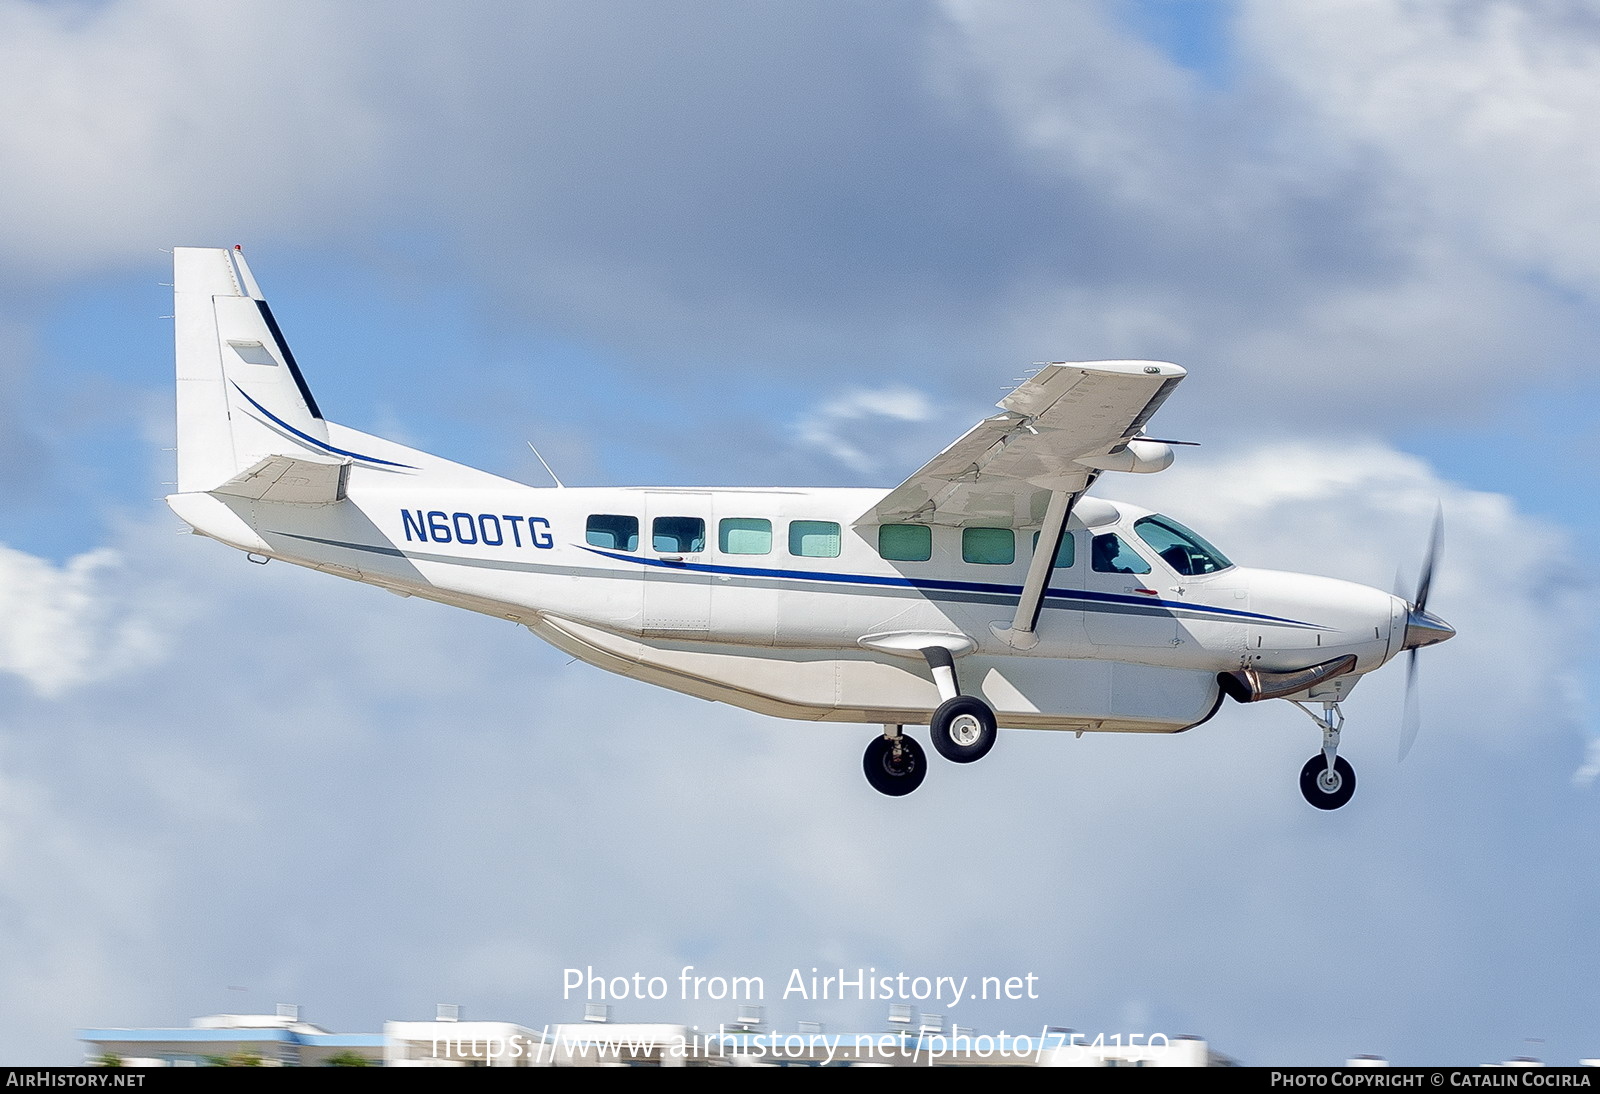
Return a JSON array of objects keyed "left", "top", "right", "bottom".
[{"left": 642, "top": 492, "right": 713, "bottom": 638}]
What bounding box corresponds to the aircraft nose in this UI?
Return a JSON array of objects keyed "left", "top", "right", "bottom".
[{"left": 1402, "top": 606, "right": 1455, "bottom": 651}]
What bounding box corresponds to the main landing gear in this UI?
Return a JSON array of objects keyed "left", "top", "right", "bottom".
[
  {"left": 1291, "top": 700, "right": 1356, "bottom": 810},
  {"left": 929, "top": 695, "right": 998, "bottom": 764},
  {"left": 861, "top": 647, "right": 1000, "bottom": 797}
]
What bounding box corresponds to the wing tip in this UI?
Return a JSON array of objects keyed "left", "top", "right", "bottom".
[{"left": 1052, "top": 359, "right": 1185, "bottom": 379}]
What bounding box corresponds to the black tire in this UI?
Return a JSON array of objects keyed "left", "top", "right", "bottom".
[
  {"left": 929, "top": 695, "right": 998, "bottom": 764},
  {"left": 863, "top": 735, "right": 927, "bottom": 797},
  {"left": 1299, "top": 754, "right": 1356, "bottom": 810}
]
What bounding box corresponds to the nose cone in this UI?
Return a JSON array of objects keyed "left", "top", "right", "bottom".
[{"left": 1403, "top": 606, "right": 1455, "bottom": 651}]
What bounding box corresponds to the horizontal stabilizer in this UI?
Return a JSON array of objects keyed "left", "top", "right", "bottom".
[{"left": 213, "top": 454, "right": 349, "bottom": 505}]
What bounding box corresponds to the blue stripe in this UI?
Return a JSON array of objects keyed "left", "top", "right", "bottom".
[
  {"left": 268, "top": 531, "right": 1322, "bottom": 629},
  {"left": 577, "top": 545, "right": 1320, "bottom": 628},
  {"left": 255, "top": 299, "right": 323, "bottom": 420},
  {"left": 230, "top": 382, "right": 418, "bottom": 470}
]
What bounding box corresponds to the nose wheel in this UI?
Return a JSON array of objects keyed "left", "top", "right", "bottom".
[
  {"left": 863, "top": 728, "right": 927, "bottom": 796},
  {"left": 1299, "top": 754, "right": 1356, "bottom": 810},
  {"left": 1291, "top": 699, "right": 1357, "bottom": 811}
]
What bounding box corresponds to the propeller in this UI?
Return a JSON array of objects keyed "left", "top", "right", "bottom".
[{"left": 1397, "top": 508, "right": 1453, "bottom": 762}]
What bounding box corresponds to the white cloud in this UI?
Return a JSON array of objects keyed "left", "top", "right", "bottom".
[
  {"left": 1242, "top": 0, "right": 1600, "bottom": 302},
  {"left": 0, "top": 763, "right": 167, "bottom": 1062},
  {"left": 0, "top": 0, "right": 1590, "bottom": 434},
  {"left": 925, "top": 0, "right": 1600, "bottom": 426},
  {"left": 0, "top": 542, "right": 176, "bottom": 697},
  {"left": 1, "top": 1, "right": 1598, "bottom": 1064},
  {"left": 0, "top": 0, "right": 391, "bottom": 281},
  {"left": 0, "top": 440, "right": 1592, "bottom": 1064},
  {"left": 932, "top": 0, "right": 1200, "bottom": 198},
  {"left": 1574, "top": 737, "right": 1600, "bottom": 789},
  {"left": 795, "top": 386, "right": 935, "bottom": 473}
]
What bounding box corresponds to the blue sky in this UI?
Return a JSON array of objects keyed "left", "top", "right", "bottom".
[{"left": 0, "top": 0, "right": 1596, "bottom": 1066}]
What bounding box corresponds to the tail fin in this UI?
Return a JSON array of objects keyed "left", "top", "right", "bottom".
[{"left": 173, "top": 246, "right": 332, "bottom": 493}]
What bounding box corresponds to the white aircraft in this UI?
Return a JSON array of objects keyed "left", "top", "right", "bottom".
[{"left": 166, "top": 246, "right": 1454, "bottom": 808}]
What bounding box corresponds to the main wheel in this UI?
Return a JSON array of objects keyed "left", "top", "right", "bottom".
[
  {"left": 863, "top": 735, "right": 928, "bottom": 796},
  {"left": 929, "top": 695, "right": 998, "bottom": 764},
  {"left": 1299, "top": 754, "right": 1356, "bottom": 810}
]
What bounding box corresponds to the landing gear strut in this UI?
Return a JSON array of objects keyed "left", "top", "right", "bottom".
[
  {"left": 1291, "top": 700, "right": 1356, "bottom": 810},
  {"left": 922, "top": 646, "right": 998, "bottom": 765},
  {"left": 863, "top": 726, "right": 926, "bottom": 797},
  {"left": 860, "top": 645, "right": 1000, "bottom": 796}
]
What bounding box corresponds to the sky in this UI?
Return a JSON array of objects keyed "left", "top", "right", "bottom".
[{"left": 0, "top": 0, "right": 1597, "bottom": 1067}]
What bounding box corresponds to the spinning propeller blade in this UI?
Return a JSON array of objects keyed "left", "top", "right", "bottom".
[
  {"left": 1398, "top": 644, "right": 1422, "bottom": 763},
  {"left": 1398, "top": 508, "right": 1449, "bottom": 763},
  {"left": 1414, "top": 506, "right": 1442, "bottom": 615}
]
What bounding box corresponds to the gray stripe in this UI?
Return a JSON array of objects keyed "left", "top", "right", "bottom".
[{"left": 273, "top": 531, "right": 1283, "bottom": 626}]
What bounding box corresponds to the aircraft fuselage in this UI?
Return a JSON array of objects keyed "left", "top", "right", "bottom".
[{"left": 172, "top": 455, "right": 1403, "bottom": 733}]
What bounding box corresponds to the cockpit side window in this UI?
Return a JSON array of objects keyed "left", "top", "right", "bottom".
[
  {"left": 1134, "top": 515, "right": 1233, "bottom": 576},
  {"left": 1091, "top": 533, "right": 1152, "bottom": 575}
]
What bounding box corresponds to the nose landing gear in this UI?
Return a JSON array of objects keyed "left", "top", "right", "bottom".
[
  {"left": 1292, "top": 700, "right": 1357, "bottom": 810},
  {"left": 1299, "top": 754, "right": 1356, "bottom": 810},
  {"left": 863, "top": 726, "right": 927, "bottom": 797}
]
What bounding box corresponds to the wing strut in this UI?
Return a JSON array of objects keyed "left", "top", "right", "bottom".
[{"left": 993, "top": 486, "right": 1077, "bottom": 651}]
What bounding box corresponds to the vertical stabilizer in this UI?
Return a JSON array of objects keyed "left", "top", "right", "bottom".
[{"left": 173, "top": 246, "right": 329, "bottom": 492}]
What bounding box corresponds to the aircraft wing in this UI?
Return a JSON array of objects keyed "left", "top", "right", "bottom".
[{"left": 861, "top": 360, "right": 1185, "bottom": 527}]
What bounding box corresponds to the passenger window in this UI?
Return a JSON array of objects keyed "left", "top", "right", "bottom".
[
  {"left": 719, "top": 517, "right": 772, "bottom": 555},
  {"left": 1030, "top": 530, "right": 1076, "bottom": 567},
  {"left": 1091, "top": 533, "right": 1151, "bottom": 575},
  {"left": 652, "top": 516, "right": 705, "bottom": 553},
  {"left": 586, "top": 514, "right": 639, "bottom": 552},
  {"left": 962, "top": 527, "right": 1015, "bottom": 565},
  {"left": 879, "top": 524, "right": 932, "bottom": 562},
  {"left": 789, "top": 520, "right": 841, "bottom": 558}
]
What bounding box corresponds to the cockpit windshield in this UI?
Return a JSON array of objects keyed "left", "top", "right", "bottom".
[{"left": 1134, "top": 515, "right": 1233, "bottom": 576}]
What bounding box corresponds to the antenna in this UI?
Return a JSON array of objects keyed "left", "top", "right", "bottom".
[{"left": 525, "top": 441, "right": 566, "bottom": 488}]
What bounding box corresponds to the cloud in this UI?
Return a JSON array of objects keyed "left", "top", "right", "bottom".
[
  {"left": 1, "top": 1, "right": 1598, "bottom": 1066},
  {"left": 0, "top": 0, "right": 391, "bottom": 284},
  {"left": 0, "top": 439, "right": 1591, "bottom": 1065},
  {"left": 0, "top": 0, "right": 1593, "bottom": 439},
  {"left": 928, "top": 0, "right": 1600, "bottom": 428},
  {"left": 1242, "top": 0, "right": 1600, "bottom": 303},
  {"left": 1574, "top": 736, "right": 1600, "bottom": 789},
  {"left": 0, "top": 540, "right": 179, "bottom": 697},
  {"left": 0, "top": 762, "right": 167, "bottom": 1062},
  {"left": 794, "top": 387, "right": 935, "bottom": 473}
]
